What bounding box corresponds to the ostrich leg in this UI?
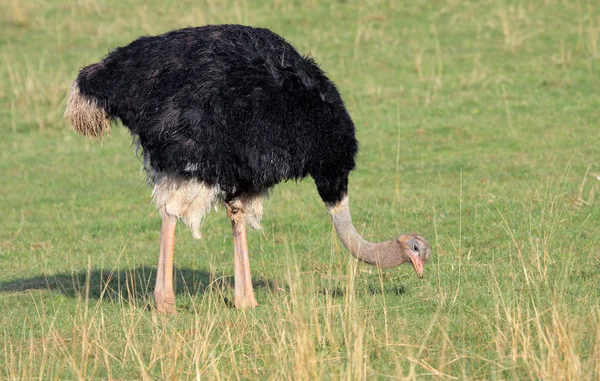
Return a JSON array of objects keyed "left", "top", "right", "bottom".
[
  {"left": 154, "top": 215, "right": 177, "bottom": 314},
  {"left": 227, "top": 201, "right": 258, "bottom": 308}
]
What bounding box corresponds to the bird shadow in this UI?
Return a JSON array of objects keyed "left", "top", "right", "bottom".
[
  {"left": 0, "top": 266, "right": 281, "bottom": 310},
  {"left": 320, "top": 283, "right": 406, "bottom": 298}
]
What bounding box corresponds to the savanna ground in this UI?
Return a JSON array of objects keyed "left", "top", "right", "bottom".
[{"left": 1, "top": 0, "right": 599, "bottom": 379}]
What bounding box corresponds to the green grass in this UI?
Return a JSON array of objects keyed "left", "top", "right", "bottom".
[{"left": 1, "top": 0, "right": 599, "bottom": 379}]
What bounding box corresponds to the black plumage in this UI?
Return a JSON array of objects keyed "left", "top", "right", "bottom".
[{"left": 74, "top": 25, "right": 357, "bottom": 204}]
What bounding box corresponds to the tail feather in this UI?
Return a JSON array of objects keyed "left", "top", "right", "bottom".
[{"left": 64, "top": 81, "right": 111, "bottom": 139}]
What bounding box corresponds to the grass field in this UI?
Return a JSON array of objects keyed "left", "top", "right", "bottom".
[{"left": 1, "top": 0, "right": 599, "bottom": 379}]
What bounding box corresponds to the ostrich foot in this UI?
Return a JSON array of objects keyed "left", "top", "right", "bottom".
[
  {"left": 234, "top": 294, "right": 259, "bottom": 309},
  {"left": 154, "top": 289, "right": 177, "bottom": 314}
]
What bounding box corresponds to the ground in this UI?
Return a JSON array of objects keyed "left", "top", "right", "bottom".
[{"left": 0, "top": 0, "right": 599, "bottom": 379}]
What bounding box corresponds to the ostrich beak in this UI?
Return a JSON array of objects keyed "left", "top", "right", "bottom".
[{"left": 408, "top": 252, "right": 424, "bottom": 279}]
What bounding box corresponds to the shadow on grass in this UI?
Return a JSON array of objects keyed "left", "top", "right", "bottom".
[
  {"left": 0, "top": 266, "right": 281, "bottom": 308},
  {"left": 320, "top": 283, "right": 406, "bottom": 298}
]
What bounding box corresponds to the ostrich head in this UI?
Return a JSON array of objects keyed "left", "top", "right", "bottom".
[
  {"left": 327, "top": 196, "right": 431, "bottom": 278},
  {"left": 397, "top": 233, "right": 431, "bottom": 278}
]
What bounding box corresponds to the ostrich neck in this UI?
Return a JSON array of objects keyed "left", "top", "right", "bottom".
[{"left": 327, "top": 196, "right": 408, "bottom": 269}]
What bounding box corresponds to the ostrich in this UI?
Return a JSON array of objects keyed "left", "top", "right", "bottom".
[{"left": 65, "top": 25, "right": 430, "bottom": 313}]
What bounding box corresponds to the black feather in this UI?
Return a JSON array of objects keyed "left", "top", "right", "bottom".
[{"left": 75, "top": 25, "right": 358, "bottom": 204}]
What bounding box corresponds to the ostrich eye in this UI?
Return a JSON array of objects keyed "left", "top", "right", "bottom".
[{"left": 412, "top": 243, "right": 420, "bottom": 253}]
